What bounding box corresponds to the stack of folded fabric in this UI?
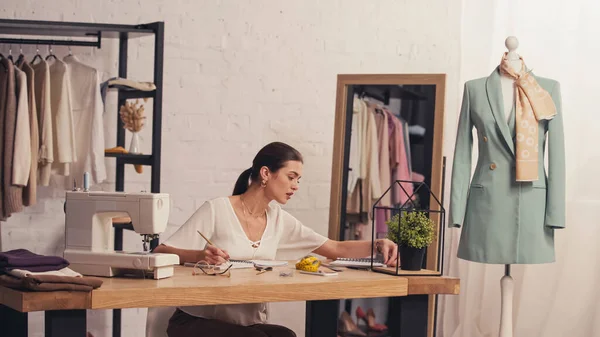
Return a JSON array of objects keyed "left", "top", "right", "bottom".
[{"left": 0, "top": 249, "right": 103, "bottom": 291}]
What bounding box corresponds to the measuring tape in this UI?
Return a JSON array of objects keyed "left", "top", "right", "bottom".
[{"left": 295, "top": 256, "right": 321, "bottom": 272}]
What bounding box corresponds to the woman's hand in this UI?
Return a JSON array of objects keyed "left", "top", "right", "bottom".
[
  {"left": 201, "top": 245, "right": 230, "bottom": 265},
  {"left": 375, "top": 239, "right": 398, "bottom": 266}
]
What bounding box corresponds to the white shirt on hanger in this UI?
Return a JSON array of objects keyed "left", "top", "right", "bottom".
[
  {"left": 48, "top": 58, "right": 77, "bottom": 176},
  {"left": 13, "top": 67, "right": 31, "bottom": 186},
  {"left": 51, "top": 55, "right": 106, "bottom": 188},
  {"left": 348, "top": 95, "right": 363, "bottom": 194}
]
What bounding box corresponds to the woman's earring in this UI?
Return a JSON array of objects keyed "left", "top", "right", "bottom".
[{"left": 261, "top": 180, "right": 267, "bottom": 187}]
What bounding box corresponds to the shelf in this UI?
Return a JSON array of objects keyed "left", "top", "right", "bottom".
[
  {"left": 117, "top": 89, "right": 156, "bottom": 100},
  {"left": 105, "top": 152, "right": 153, "bottom": 165},
  {"left": 2, "top": 18, "right": 165, "bottom": 337},
  {"left": 0, "top": 19, "right": 156, "bottom": 39}
]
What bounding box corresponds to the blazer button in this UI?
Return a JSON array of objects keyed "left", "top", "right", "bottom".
[
  {"left": 490, "top": 163, "right": 497, "bottom": 170},
  {"left": 483, "top": 136, "right": 488, "bottom": 142}
]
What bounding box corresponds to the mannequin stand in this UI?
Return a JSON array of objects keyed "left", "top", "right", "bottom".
[
  {"left": 499, "top": 264, "right": 513, "bottom": 337},
  {"left": 499, "top": 36, "right": 518, "bottom": 337}
]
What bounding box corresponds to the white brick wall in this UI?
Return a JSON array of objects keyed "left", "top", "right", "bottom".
[{"left": 1, "top": 1, "right": 462, "bottom": 336}]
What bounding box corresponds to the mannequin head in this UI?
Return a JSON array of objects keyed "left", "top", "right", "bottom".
[
  {"left": 504, "top": 36, "right": 522, "bottom": 72},
  {"left": 505, "top": 36, "right": 519, "bottom": 54}
]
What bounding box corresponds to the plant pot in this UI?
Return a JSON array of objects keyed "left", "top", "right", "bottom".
[{"left": 399, "top": 245, "right": 425, "bottom": 271}]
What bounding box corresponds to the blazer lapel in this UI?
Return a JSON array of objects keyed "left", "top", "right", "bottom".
[{"left": 486, "top": 67, "right": 515, "bottom": 156}]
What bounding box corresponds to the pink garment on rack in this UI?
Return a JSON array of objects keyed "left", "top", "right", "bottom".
[
  {"left": 375, "top": 111, "right": 415, "bottom": 236},
  {"left": 388, "top": 113, "right": 413, "bottom": 205},
  {"left": 374, "top": 109, "right": 391, "bottom": 238},
  {"left": 375, "top": 109, "right": 391, "bottom": 207}
]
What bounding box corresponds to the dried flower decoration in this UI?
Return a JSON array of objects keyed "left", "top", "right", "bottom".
[{"left": 119, "top": 99, "right": 147, "bottom": 132}]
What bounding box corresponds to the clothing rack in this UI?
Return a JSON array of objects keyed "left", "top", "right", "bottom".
[
  {"left": 0, "top": 37, "right": 101, "bottom": 48},
  {"left": 355, "top": 84, "right": 391, "bottom": 105},
  {"left": 0, "top": 18, "right": 165, "bottom": 337},
  {"left": 354, "top": 84, "right": 428, "bottom": 106}
]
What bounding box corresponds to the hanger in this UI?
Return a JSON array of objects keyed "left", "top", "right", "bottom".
[
  {"left": 63, "top": 43, "right": 74, "bottom": 60},
  {"left": 7, "top": 45, "right": 14, "bottom": 63},
  {"left": 45, "top": 45, "right": 57, "bottom": 61},
  {"left": 31, "top": 45, "right": 43, "bottom": 64},
  {"left": 16, "top": 45, "right": 25, "bottom": 66},
  {"left": 0, "top": 44, "right": 12, "bottom": 66},
  {"left": 0, "top": 53, "right": 6, "bottom": 71}
]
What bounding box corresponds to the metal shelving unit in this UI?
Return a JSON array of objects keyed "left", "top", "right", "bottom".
[{"left": 0, "top": 18, "right": 165, "bottom": 337}]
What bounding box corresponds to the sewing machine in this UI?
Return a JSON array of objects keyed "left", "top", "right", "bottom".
[{"left": 63, "top": 190, "right": 180, "bottom": 279}]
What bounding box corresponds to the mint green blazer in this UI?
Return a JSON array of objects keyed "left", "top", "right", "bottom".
[{"left": 449, "top": 67, "right": 566, "bottom": 264}]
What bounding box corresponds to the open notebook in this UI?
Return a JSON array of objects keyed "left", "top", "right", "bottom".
[{"left": 329, "top": 257, "right": 386, "bottom": 268}]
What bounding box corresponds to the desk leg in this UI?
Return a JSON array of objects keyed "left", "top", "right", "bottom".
[
  {"left": 387, "top": 295, "right": 429, "bottom": 337},
  {"left": 305, "top": 299, "right": 339, "bottom": 337},
  {"left": 1, "top": 304, "right": 28, "bottom": 337},
  {"left": 45, "top": 309, "right": 87, "bottom": 337}
]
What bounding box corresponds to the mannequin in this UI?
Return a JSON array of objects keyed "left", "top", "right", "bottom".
[
  {"left": 451, "top": 32, "right": 565, "bottom": 337},
  {"left": 497, "top": 35, "right": 522, "bottom": 337}
]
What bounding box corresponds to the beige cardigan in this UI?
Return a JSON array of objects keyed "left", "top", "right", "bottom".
[
  {"left": 1, "top": 58, "right": 24, "bottom": 218},
  {"left": 347, "top": 101, "right": 382, "bottom": 217},
  {"left": 32, "top": 60, "right": 53, "bottom": 186},
  {"left": 18, "top": 61, "right": 39, "bottom": 206},
  {"left": 13, "top": 67, "right": 31, "bottom": 187}
]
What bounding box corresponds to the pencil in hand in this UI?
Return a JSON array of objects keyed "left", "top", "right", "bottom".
[
  {"left": 197, "top": 230, "right": 230, "bottom": 261},
  {"left": 197, "top": 230, "right": 215, "bottom": 246}
]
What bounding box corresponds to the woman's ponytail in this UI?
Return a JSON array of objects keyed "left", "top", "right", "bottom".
[{"left": 232, "top": 167, "right": 253, "bottom": 195}]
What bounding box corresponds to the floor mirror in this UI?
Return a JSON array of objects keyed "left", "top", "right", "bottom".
[{"left": 327, "top": 74, "right": 446, "bottom": 337}]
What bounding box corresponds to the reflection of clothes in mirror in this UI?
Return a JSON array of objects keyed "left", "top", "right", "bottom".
[
  {"left": 374, "top": 107, "right": 391, "bottom": 238},
  {"left": 374, "top": 107, "right": 391, "bottom": 207},
  {"left": 347, "top": 95, "right": 362, "bottom": 195},
  {"left": 347, "top": 98, "right": 381, "bottom": 217},
  {"left": 347, "top": 100, "right": 381, "bottom": 241},
  {"left": 388, "top": 113, "right": 414, "bottom": 207},
  {"left": 402, "top": 121, "right": 412, "bottom": 174},
  {"left": 375, "top": 110, "right": 414, "bottom": 236},
  {"left": 346, "top": 96, "right": 413, "bottom": 240}
]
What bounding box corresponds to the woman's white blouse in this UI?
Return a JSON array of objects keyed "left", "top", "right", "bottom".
[{"left": 162, "top": 196, "right": 328, "bottom": 326}]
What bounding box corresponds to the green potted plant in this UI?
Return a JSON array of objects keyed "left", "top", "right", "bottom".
[{"left": 386, "top": 211, "right": 435, "bottom": 270}]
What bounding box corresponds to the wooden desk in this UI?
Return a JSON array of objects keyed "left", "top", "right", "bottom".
[{"left": 1, "top": 265, "right": 459, "bottom": 337}]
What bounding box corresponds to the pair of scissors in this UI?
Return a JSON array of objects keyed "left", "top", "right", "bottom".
[{"left": 255, "top": 266, "right": 273, "bottom": 275}]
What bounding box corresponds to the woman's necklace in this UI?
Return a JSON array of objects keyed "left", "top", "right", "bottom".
[
  {"left": 240, "top": 196, "right": 266, "bottom": 249},
  {"left": 240, "top": 196, "right": 266, "bottom": 218}
]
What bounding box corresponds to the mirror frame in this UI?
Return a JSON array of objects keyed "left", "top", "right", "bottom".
[{"left": 328, "top": 73, "right": 447, "bottom": 272}]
